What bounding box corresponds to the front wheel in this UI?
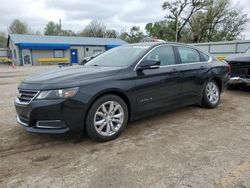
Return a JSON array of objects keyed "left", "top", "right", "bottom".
[
  {"left": 86, "top": 95, "right": 128, "bottom": 142},
  {"left": 202, "top": 80, "right": 220, "bottom": 108}
]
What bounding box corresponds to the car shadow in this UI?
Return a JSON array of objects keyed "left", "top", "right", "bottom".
[
  {"left": 228, "top": 85, "right": 250, "bottom": 92},
  {"left": 2, "top": 104, "right": 208, "bottom": 157}
]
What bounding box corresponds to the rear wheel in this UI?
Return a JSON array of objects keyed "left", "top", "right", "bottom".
[
  {"left": 86, "top": 95, "right": 128, "bottom": 142},
  {"left": 202, "top": 80, "right": 220, "bottom": 108}
]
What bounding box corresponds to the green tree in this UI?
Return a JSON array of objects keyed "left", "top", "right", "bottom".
[
  {"left": 189, "top": 0, "right": 249, "bottom": 42},
  {"left": 145, "top": 21, "right": 175, "bottom": 41},
  {"left": 44, "top": 21, "right": 76, "bottom": 36},
  {"left": 61, "top": 29, "right": 76, "bottom": 36},
  {"left": 44, "top": 21, "right": 62, "bottom": 35},
  {"left": 8, "top": 19, "right": 29, "bottom": 34},
  {"left": 0, "top": 32, "right": 7, "bottom": 47},
  {"left": 119, "top": 26, "right": 145, "bottom": 43},
  {"left": 105, "top": 29, "right": 118, "bottom": 38},
  {"left": 146, "top": 0, "right": 249, "bottom": 42}
]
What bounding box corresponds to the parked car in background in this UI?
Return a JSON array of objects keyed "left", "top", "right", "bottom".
[
  {"left": 15, "top": 42, "right": 230, "bottom": 142},
  {"left": 225, "top": 49, "right": 250, "bottom": 86},
  {"left": 79, "top": 52, "right": 103, "bottom": 65}
]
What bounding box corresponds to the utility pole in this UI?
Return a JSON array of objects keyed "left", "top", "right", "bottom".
[
  {"left": 59, "top": 19, "right": 62, "bottom": 30},
  {"left": 58, "top": 19, "right": 62, "bottom": 36}
]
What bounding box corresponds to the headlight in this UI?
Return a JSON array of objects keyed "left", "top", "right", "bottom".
[{"left": 36, "top": 87, "right": 79, "bottom": 100}]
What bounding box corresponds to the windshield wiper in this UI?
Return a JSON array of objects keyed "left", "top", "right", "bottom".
[{"left": 90, "top": 64, "right": 99, "bottom": 66}]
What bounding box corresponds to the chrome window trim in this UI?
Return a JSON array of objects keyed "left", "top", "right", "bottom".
[{"left": 134, "top": 44, "right": 212, "bottom": 71}]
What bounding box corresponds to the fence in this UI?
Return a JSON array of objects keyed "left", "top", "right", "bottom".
[{"left": 192, "top": 40, "right": 250, "bottom": 59}]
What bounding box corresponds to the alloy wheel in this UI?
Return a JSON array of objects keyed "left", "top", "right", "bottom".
[
  {"left": 94, "top": 101, "right": 124, "bottom": 137},
  {"left": 206, "top": 81, "right": 219, "bottom": 105}
]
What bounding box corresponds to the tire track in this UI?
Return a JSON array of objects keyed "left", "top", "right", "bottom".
[{"left": 0, "top": 140, "right": 65, "bottom": 157}]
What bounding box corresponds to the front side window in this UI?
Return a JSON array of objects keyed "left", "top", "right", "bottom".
[
  {"left": 177, "top": 47, "right": 200, "bottom": 64},
  {"left": 54, "top": 50, "right": 64, "bottom": 58},
  {"left": 144, "top": 46, "right": 175, "bottom": 66}
]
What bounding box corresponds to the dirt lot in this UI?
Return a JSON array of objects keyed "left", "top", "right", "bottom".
[{"left": 0, "top": 65, "right": 249, "bottom": 188}]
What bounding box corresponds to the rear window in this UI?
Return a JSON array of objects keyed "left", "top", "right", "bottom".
[
  {"left": 177, "top": 46, "right": 200, "bottom": 64},
  {"left": 199, "top": 51, "right": 210, "bottom": 62}
]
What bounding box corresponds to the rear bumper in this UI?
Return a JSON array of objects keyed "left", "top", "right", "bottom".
[{"left": 229, "top": 77, "right": 250, "bottom": 85}]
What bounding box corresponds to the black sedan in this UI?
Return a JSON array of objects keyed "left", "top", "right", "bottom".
[
  {"left": 225, "top": 51, "right": 250, "bottom": 86},
  {"left": 15, "top": 43, "right": 230, "bottom": 141}
]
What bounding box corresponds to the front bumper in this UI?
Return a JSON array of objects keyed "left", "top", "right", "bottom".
[
  {"left": 229, "top": 77, "right": 250, "bottom": 85},
  {"left": 16, "top": 115, "right": 70, "bottom": 133},
  {"left": 15, "top": 97, "right": 86, "bottom": 134}
]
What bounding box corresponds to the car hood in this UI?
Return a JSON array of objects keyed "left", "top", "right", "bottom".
[
  {"left": 19, "top": 65, "right": 122, "bottom": 90},
  {"left": 225, "top": 54, "right": 250, "bottom": 63}
]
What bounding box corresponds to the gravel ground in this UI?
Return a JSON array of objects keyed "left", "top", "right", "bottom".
[{"left": 0, "top": 65, "right": 250, "bottom": 188}]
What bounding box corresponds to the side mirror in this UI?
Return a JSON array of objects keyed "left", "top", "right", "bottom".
[{"left": 137, "top": 60, "right": 160, "bottom": 71}]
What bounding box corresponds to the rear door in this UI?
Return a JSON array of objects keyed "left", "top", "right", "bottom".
[
  {"left": 174, "top": 46, "right": 210, "bottom": 105},
  {"left": 134, "top": 45, "right": 181, "bottom": 116}
]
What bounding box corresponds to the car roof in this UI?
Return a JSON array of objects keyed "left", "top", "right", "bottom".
[
  {"left": 125, "top": 42, "right": 194, "bottom": 48},
  {"left": 123, "top": 42, "right": 213, "bottom": 58}
]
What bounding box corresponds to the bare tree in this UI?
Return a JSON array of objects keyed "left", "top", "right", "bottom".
[
  {"left": 79, "top": 20, "right": 106, "bottom": 37},
  {"left": 162, "top": 0, "right": 207, "bottom": 41},
  {"left": 8, "top": 19, "right": 29, "bottom": 34}
]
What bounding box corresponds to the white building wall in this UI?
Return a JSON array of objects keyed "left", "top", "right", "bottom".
[
  {"left": 8, "top": 40, "right": 20, "bottom": 65},
  {"left": 31, "top": 49, "right": 70, "bottom": 65},
  {"left": 0, "top": 48, "right": 8, "bottom": 57},
  {"left": 70, "top": 45, "right": 106, "bottom": 63},
  {"left": 84, "top": 46, "right": 106, "bottom": 58}
]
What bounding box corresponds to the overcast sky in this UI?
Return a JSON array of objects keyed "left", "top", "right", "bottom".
[{"left": 0, "top": 0, "right": 250, "bottom": 39}]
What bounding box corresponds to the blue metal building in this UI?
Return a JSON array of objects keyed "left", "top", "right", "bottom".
[{"left": 7, "top": 34, "right": 127, "bottom": 66}]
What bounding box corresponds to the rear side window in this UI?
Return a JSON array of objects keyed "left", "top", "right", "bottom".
[
  {"left": 199, "top": 51, "right": 210, "bottom": 62},
  {"left": 177, "top": 47, "right": 200, "bottom": 64},
  {"left": 145, "top": 46, "right": 175, "bottom": 66}
]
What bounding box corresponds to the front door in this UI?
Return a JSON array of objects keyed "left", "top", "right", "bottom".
[
  {"left": 22, "top": 49, "right": 32, "bottom": 66},
  {"left": 134, "top": 45, "right": 181, "bottom": 116},
  {"left": 70, "top": 49, "right": 78, "bottom": 63}
]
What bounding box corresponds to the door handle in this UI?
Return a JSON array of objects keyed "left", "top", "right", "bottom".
[
  {"left": 200, "top": 66, "right": 206, "bottom": 70},
  {"left": 170, "top": 68, "right": 177, "bottom": 73}
]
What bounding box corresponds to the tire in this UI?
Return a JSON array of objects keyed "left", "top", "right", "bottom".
[
  {"left": 202, "top": 80, "right": 220, "bottom": 108},
  {"left": 86, "top": 95, "right": 128, "bottom": 142}
]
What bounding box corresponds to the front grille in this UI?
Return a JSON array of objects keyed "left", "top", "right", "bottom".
[{"left": 17, "top": 90, "right": 38, "bottom": 104}]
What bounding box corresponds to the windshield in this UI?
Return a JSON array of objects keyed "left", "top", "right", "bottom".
[{"left": 86, "top": 45, "right": 149, "bottom": 67}]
